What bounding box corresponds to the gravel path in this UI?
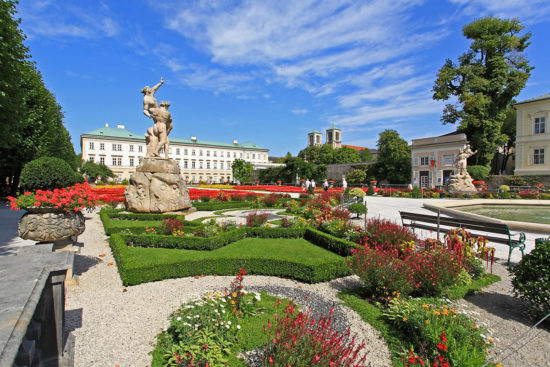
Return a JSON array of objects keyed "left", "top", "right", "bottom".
[
  {"left": 65, "top": 211, "right": 391, "bottom": 366},
  {"left": 453, "top": 259, "right": 550, "bottom": 367}
]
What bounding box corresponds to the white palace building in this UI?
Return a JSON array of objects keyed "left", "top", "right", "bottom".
[{"left": 80, "top": 124, "right": 279, "bottom": 183}]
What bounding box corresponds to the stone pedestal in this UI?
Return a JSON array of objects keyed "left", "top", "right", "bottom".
[
  {"left": 18, "top": 210, "right": 85, "bottom": 242},
  {"left": 446, "top": 173, "right": 478, "bottom": 194},
  {"left": 125, "top": 157, "right": 192, "bottom": 213}
]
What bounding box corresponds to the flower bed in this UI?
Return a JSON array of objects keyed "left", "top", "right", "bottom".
[
  {"left": 92, "top": 185, "right": 126, "bottom": 204},
  {"left": 8, "top": 182, "right": 98, "bottom": 212}
]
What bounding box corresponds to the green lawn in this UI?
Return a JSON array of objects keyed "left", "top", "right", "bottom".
[
  {"left": 124, "top": 238, "right": 343, "bottom": 266},
  {"left": 112, "top": 236, "right": 351, "bottom": 285}
]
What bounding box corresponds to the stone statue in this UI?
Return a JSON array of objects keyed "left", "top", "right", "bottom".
[
  {"left": 146, "top": 101, "right": 173, "bottom": 159},
  {"left": 124, "top": 77, "right": 193, "bottom": 213},
  {"left": 141, "top": 77, "right": 173, "bottom": 158},
  {"left": 454, "top": 144, "right": 477, "bottom": 176},
  {"left": 446, "top": 144, "right": 478, "bottom": 193},
  {"left": 141, "top": 77, "right": 164, "bottom": 118}
]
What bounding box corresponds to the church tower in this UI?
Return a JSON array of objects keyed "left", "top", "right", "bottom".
[
  {"left": 308, "top": 129, "right": 323, "bottom": 147},
  {"left": 326, "top": 124, "right": 342, "bottom": 149}
]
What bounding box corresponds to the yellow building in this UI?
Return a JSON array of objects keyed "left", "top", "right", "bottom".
[{"left": 514, "top": 93, "right": 550, "bottom": 175}]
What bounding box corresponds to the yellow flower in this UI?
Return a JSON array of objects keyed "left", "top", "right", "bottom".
[
  {"left": 442, "top": 309, "right": 449, "bottom": 316},
  {"left": 433, "top": 310, "right": 441, "bottom": 316},
  {"left": 425, "top": 320, "right": 430, "bottom": 325},
  {"left": 230, "top": 300, "right": 235, "bottom": 305},
  {"left": 402, "top": 317, "right": 408, "bottom": 322},
  {"left": 232, "top": 292, "right": 237, "bottom": 298},
  {"left": 422, "top": 304, "right": 429, "bottom": 309}
]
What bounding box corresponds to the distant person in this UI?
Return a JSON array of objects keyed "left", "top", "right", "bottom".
[
  {"left": 342, "top": 178, "right": 347, "bottom": 191},
  {"left": 323, "top": 179, "right": 329, "bottom": 192},
  {"left": 305, "top": 179, "right": 311, "bottom": 191},
  {"left": 311, "top": 179, "right": 316, "bottom": 189}
]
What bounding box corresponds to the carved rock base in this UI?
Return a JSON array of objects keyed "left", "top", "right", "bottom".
[
  {"left": 446, "top": 173, "right": 478, "bottom": 193},
  {"left": 125, "top": 158, "right": 192, "bottom": 213},
  {"left": 18, "top": 210, "right": 85, "bottom": 242}
]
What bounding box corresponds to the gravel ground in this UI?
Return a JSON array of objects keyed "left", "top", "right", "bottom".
[
  {"left": 65, "top": 211, "right": 391, "bottom": 366},
  {"left": 65, "top": 210, "right": 550, "bottom": 367},
  {"left": 453, "top": 259, "right": 550, "bottom": 367}
]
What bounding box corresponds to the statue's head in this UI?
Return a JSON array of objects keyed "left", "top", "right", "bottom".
[
  {"left": 160, "top": 101, "right": 171, "bottom": 108},
  {"left": 141, "top": 86, "right": 152, "bottom": 94}
]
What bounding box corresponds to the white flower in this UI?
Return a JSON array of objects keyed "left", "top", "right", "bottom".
[
  {"left": 237, "top": 325, "right": 241, "bottom": 330},
  {"left": 225, "top": 324, "right": 230, "bottom": 329},
  {"left": 186, "top": 316, "right": 191, "bottom": 319},
  {"left": 227, "top": 321, "right": 231, "bottom": 325},
  {"left": 176, "top": 316, "right": 182, "bottom": 321},
  {"left": 222, "top": 309, "right": 226, "bottom": 314}
]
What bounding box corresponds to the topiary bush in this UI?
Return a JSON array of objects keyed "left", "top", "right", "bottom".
[
  {"left": 20, "top": 157, "right": 77, "bottom": 191},
  {"left": 511, "top": 240, "right": 550, "bottom": 322},
  {"left": 411, "top": 186, "right": 422, "bottom": 198},
  {"left": 348, "top": 203, "right": 367, "bottom": 218},
  {"left": 467, "top": 165, "right": 490, "bottom": 181}
]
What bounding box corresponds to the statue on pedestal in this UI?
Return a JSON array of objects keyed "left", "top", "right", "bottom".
[
  {"left": 125, "top": 78, "right": 193, "bottom": 213},
  {"left": 446, "top": 144, "right": 478, "bottom": 193}
]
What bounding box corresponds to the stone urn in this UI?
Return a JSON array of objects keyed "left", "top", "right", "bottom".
[{"left": 18, "top": 208, "right": 86, "bottom": 242}]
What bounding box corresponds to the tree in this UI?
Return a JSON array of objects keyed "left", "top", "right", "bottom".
[
  {"left": 495, "top": 106, "right": 516, "bottom": 174},
  {"left": 0, "top": 2, "right": 77, "bottom": 194},
  {"left": 297, "top": 145, "right": 322, "bottom": 164},
  {"left": 433, "top": 16, "right": 532, "bottom": 169},
  {"left": 81, "top": 161, "right": 114, "bottom": 181},
  {"left": 372, "top": 129, "right": 411, "bottom": 184},
  {"left": 347, "top": 169, "right": 366, "bottom": 185},
  {"left": 333, "top": 146, "right": 360, "bottom": 163},
  {"left": 358, "top": 149, "right": 373, "bottom": 162},
  {"left": 232, "top": 159, "right": 253, "bottom": 183}
]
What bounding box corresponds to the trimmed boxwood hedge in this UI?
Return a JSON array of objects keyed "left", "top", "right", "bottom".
[
  {"left": 304, "top": 228, "right": 361, "bottom": 256},
  {"left": 193, "top": 201, "right": 252, "bottom": 211},
  {"left": 109, "top": 235, "right": 350, "bottom": 285},
  {"left": 99, "top": 210, "right": 202, "bottom": 236}
]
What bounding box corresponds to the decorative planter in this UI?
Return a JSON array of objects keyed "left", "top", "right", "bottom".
[{"left": 18, "top": 208, "right": 85, "bottom": 242}]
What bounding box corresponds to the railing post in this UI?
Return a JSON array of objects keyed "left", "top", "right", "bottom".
[{"left": 437, "top": 209, "right": 441, "bottom": 241}]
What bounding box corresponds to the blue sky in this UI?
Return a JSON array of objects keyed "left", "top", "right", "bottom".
[{"left": 15, "top": 0, "right": 550, "bottom": 157}]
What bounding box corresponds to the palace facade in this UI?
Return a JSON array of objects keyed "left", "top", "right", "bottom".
[{"left": 81, "top": 124, "right": 278, "bottom": 183}]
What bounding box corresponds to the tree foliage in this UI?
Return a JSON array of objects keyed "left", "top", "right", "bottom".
[
  {"left": 371, "top": 129, "right": 411, "bottom": 184},
  {"left": 347, "top": 169, "right": 366, "bottom": 184},
  {"left": 297, "top": 145, "right": 360, "bottom": 164},
  {"left": 433, "top": 16, "right": 532, "bottom": 168},
  {"left": 0, "top": 1, "right": 76, "bottom": 194},
  {"left": 358, "top": 149, "right": 373, "bottom": 162},
  {"left": 81, "top": 161, "right": 114, "bottom": 180},
  {"left": 232, "top": 159, "right": 253, "bottom": 183},
  {"left": 20, "top": 157, "right": 76, "bottom": 191}
]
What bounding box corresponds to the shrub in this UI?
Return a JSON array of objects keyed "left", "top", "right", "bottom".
[
  {"left": 231, "top": 194, "right": 243, "bottom": 201},
  {"left": 263, "top": 301, "right": 367, "bottom": 366},
  {"left": 499, "top": 184, "right": 510, "bottom": 192},
  {"left": 366, "top": 185, "right": 375, "bottom": 196},
  {"left": 246, "top": 210, "right": 270, "bottom": 227},
  {"left": 365, "top": 218, "right": 417, "bottom": 251},
  {"left": 159, "top": 218, "right": 184, "bottom": 235},
  {"left": 348, "top": 203, "right": 367, "bottom": 218},
  {"left": 332, "top": 206, "right": 351, "bottom": 221},
  {"left": 411, "top": 186, "right": 421, "bottom": 198},
  {"left": 498, "top": 191, "right": 512, "bottom": 199},
  {"left": 73, "top": 172, "right": 85, "bottom": 184},
  {"left": 261, "top": 194, "right": 279, "bottom": 207},
  {"left": 244, "top": 193, "right": 257, "bottom": 202},
  {"left": 518, "top": 190, "right": 539, "bottom": 199},
  {"left": 511, "top": 240, "right": 550, "bottom": 321},
  {"left": 349, "top": 187, "right": 366, "bottom": 198},
  {"left": 467, "top": 165, "right": 490, "bottom": 181},
  {"left": 215, "top": 191, "right": 228, "bottom": 201},
  {"left": 20, "top": 157, "right": 77, "bottom": 191},
  {"left": 199, "top": 195, "right": 211, "bottom": 202}
]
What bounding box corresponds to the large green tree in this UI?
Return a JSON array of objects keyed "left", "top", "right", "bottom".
[
  {"left": 297, "top": 144, "right": 360, "bottom": 164},
  {"left": 372, "top": 129, "right": 411, "bottom": 184},
  {"left": 433, "top": 16, "right": 532, "bottom": 168},
  {"left": 232, "top": 158, "right": 253, "bottom": 183},
  {"left": 0, "top": 1, "right": 77, "bottom": 194}
]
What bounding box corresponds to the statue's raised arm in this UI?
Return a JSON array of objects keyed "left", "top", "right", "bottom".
[
  {"left": 152, "top": 77, "right": 164, "bottom": 93},
  {"left": 141, "top": 77, "right": 164, "bottom": 118}
]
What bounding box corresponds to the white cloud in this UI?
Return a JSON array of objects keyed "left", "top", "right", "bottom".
[
  {"left": 291, "top": 108, "right": 308, "bottom": 115},
  {"left": 448, "top": 0, "right": 550, "bottom": 24},
  {"left": 17, "top": 2, "right": 120, "bottom": 39}
]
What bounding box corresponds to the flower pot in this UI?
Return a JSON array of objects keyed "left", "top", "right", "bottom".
[{"left": 18, "top": 209, "right": 85, "bottom": 242}]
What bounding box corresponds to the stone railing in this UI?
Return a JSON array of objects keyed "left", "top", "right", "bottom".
[{"left": 0, "top": 245, "right": 74, "bottom": 367}]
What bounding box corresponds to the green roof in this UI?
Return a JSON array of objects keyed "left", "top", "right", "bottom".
[
  {"left": 82, "top": 126, "right": 268, "bottom": 150},
  {"left": 515, "top": 93, "right": 550, "bottom": 105},
  {"left": 309, "top": 129, "right": 320, "bottom": 134},
  {"left": 326, "top": 123, "right": 340, "bottom": 131}
]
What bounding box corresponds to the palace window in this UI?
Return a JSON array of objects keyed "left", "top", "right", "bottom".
[
  {"left": 442, "top": 154, "right": 454, "bottom": 166},
  {"left": 191, "top": 161, "right": 196, "bottom": 169},
  {"left": 184, "top": 160, "right": 188, "bottom": 168},
  {"left": 129, "top": 158, "right": 134, "bottom": 167},
  {"left": 192, "top": 149, "right": 196, "bottom": 156},
  {"left": 100, "top": 143, "right": 105, "bottom": 151},
  {"left": 206, "top": 150, "right": 210, "bottom": 156},
  {"left": 112, "top": 157, "right": 122, "bottom": 166},
  {"left": 420, "top": 156, "right": 430, "bottom": 166},
  {"left": 206, "top": 161, "right": 210, "bottom": 169},
  {"left": 220, "top": 162, "right": 224, "bottom": 170},
  {"left": 184, "top": 149, "right": 188, "bottom": 155},
  {"left": 89, "top": 142, "right": 94, "bottom": 150},
  {"left": 176, "top": 148, "right": 180, "bottom": 155},
  {"left": 89, "top": 156, "right": 94, "bottom": 162},
  {"left": 138, "top": 145, "right": 143, "bottom": 152},
  {"left": 100, "top": 157, "right": 105, "bottom": 165},
  {"left": 535, "top": 117, "right": 546, "bottom": 134},
  {"left": 534, "top": 148, "right": 545, "bottom": 164},
  {"left": 129, "top": 145, "right": 134, "bottom": 152}
]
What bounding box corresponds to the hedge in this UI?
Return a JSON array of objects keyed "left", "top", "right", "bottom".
[
  {"left": 304, "top": 228, "right": 361, "bottom": 256},
  {"left": 193, "top": 201, "right": 252, "bottom": 211},
  {"left": 99, "top": 210, "right": 202, "bottom": 236},
  {"left": 109, "top": 235, "right": 350, "bottom": 285}
]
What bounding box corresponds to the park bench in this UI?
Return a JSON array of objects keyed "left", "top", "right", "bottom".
[{"left": 399, "top": 211, "right": 526, "bottom": 265}]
